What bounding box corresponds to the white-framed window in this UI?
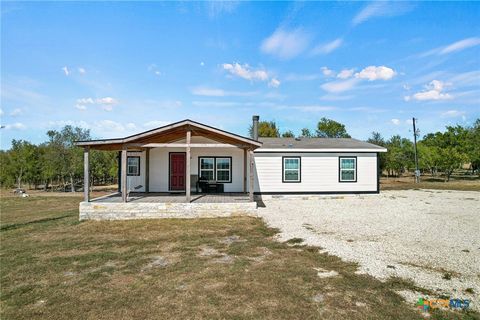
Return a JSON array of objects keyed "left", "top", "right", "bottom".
[
  {"left": 339, "top": 157, "right": 357, "bottom": 182},
  {"left": 215, "top": 158, "right": 231, "bottom": 182},
  {"left": 127, "top": 156, "right": 140, "bottom": 176},
  {"left": 199, "top": 157, "right": 215, "bottom": 180},
  {"left": 283, "top": 157, "right": 301, "bottom": 182}
]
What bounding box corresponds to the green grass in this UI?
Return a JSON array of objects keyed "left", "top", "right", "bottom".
[{"left": 1, "top": 194, "right": 478, "bottom": 319}]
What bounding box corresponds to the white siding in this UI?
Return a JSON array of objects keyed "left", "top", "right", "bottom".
[
  {"left": 149, "top": 146, "right": 246, "bottom": 192},
  {"left": 253, "top": 152, "right": 378, "bottom": 193}
]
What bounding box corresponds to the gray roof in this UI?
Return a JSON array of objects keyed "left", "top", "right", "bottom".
[{"left": 257, "top": 137, "right": 386, "bottom": 150}]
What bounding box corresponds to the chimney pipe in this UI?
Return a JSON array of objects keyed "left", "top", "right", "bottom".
[{"left": 252, "top": 115, "right": 259, "bottom": 140}]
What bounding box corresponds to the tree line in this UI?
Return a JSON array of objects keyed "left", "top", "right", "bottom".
[
  {"left": 1, "top": 118, "right": 478, "bottom": 190},
  {"left": 251, "top": 117, "right": 480, "bottom": 181},
  {"left": 0, "top": 126, "right": 118, "bottom": 191}
]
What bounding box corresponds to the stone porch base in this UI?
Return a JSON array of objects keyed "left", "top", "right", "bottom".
[{"left": 79, "top": 201, "right": 258, "bottom": 220}]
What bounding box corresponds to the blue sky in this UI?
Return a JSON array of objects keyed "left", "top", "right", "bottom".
[{"left": 1, "top": 1, "right": 479, "bottom": 148}]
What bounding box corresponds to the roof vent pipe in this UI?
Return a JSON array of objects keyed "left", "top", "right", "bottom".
[{"left": 252, "top": 115, "right": 259, "bottom": 141}]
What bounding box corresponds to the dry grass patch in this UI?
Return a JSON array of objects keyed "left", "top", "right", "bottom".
[{"left": 1, "top": 195, "right": 478, "bottom": 319}]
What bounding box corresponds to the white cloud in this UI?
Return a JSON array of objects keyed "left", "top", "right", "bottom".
[
  {"left": 4, "top": 122, "right": 26, "bottom": 130},
  {"left": 391, "top": 118, "right": 400, "bottom": 125},
  {"left": 62, "top": 66, "right": 70, "bottom": 76},
  {"left": 148, "top": 64, "right": 162, "bottom": 76},
  {"left": 78, "top": 67, "right": 86, "bottom": 75},
  {"left": 221, "top": 63, "right": 279, "bottom": 87},
  {"left": 260, "top": 28, "right": 310, "bottom": 59},
  {"left": 222, "top": 63, "right": 269, "bottom": 81},
  {"left": 9, "top": 108, "right": 22, "bottom": 116},
  {"left": 97, "top": 97, "right": 117, "bottom": 105},
  {"left": 440, "top": 37, "right": 480, "bottom": 55},
  {"left": 0, "top": 108, "right": 3, "bottom": 116},
  {"left": 74, "top": 97, "right": 118, "bottom": 111},
  {"left": 268, "top": 78, "right": 281, "bottom": 88},
  {"left": 355, "top": 66, "right": 396, "bottom": 81},
  {"left": 191, "top": 86, "right": 257, "bottom": 97},
  {"left": 206, "top": 1, "right": 240, "bottom": 18},
  {"left": 420, "top": 37, "right": 480, "bottom": 57},
  {"left": 337, "top": 68, "right": 355, "bottom": 79},
  {"left": 321, "top": 78, "right": 360, "bottom": 93},
  {"left": 321, "top": 67, "right": 335, "bottom": 77},
  {"left": 352, "top": 2, "right": 413, "bottom": 26},
  {"left": 311, "top": 38, "right": 343, "bottom": 55},
  {"left": 441, "top": 110, "right": 466, "bottom": 118},
  {"left": 405, "top": 80, "right": 453, "bottom": 101},
  {"left": 76, "top": 98, "right": 95, "bottom": 105}
]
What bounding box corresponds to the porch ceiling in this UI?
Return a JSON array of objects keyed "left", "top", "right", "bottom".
[{"left": 74, "top": 119, "right": 262, "bottom": 151}]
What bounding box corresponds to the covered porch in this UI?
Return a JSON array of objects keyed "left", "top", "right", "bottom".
[{"left": 74, "top": 119, "right": 262, "bottom": 220}]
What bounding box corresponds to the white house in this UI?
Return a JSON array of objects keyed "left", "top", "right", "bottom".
[{"left": 75, "top": 116, "right": 387, "bottom": 220}]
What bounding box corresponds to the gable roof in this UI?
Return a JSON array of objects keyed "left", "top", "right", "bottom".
[
  {"left": 75, "top": 119, "right": 262, "bottom": 150},
  {"left": 257, "top": 137, "right": 387, "bottom": 152}
]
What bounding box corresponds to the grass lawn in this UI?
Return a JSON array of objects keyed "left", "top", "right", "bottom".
[
  {"left": 381, "top": 175, "right": 480, "bottom": 191},
  {"left": 1, "top": 193, "right": 478, "bottom": 319}
]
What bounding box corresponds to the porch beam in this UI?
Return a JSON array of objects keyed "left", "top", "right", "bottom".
[
  {"left": 121, "top": 146, "right": 128, "bottom": 203},
  {"left": 249, "top": 150, "right": 254, "bottom": 202},
  {"left": 145, "top": 148, "right": 150, "bottom": 193},
  {"left": 83, "top": 147, "right": 90, "bottom": 202},
  {"left": 127, "top": 143, "right": 252, "bottom": 148},
  {"left": 243, "top": 148, "right": 247, "bottom": 193},
  {"left": 186, "top": 130, "right": 191, "bottom": 203}
]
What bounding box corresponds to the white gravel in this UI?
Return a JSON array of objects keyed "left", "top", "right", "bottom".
[{"left": 258, "top": 189, "right": 480, "bottom": 310}]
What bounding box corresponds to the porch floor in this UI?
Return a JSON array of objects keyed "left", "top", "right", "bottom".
[{"left": 91, "top": 192, "right": 252, "bottom": 204}]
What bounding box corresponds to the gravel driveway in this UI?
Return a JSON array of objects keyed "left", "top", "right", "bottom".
[{"left": 258, "top": 189, "right": 480, "bottom": 310}]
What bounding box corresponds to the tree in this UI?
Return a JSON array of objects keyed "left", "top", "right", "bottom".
[
  {"left": 437, "top": 147, "right": 466, "bottom": 182},
  {"left": 282, "top": 130, "right": 295, "bottom": 138},
  {"left": 5, "top": 140, "right": 38, "bottom": 188},
  {"left": 249, "top": 121, "right": 280, "bottom": 138},
  {"left": 384, "top": 135, "right": 414, "bottom": 177},
  {"left": 300, "top": 128, "right": 312, "bottom": 138},
  {"left": 367, "top": 132, "right": 387, "bottom": 172},
  {"left": 46, "top": 126, "right": 91, "bottom": 192},
  {"left": 315, "top": 117, "right": 351, "bottom": 138}
]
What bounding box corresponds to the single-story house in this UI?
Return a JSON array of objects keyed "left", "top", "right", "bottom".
[{"left": 75, "top": 116, "right": 387, "bottom": 220}]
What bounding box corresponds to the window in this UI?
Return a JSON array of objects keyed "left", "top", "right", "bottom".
[
  {"left": 198, "top": 157, "right": 232, "bottom": 183},
  {"left": 127, "top": 156, "right": 140, "bottom": 176},
  {"left": 339, "top": 157, "right": 357, "bottom": 182},
  {"left": 283, "top": 157, "right": 301, "bottom": 182},
  {"left": 216, "top": 158, "right": 231, "bottom": 182},
  {"left": 199, "top": 158, "right": 215, "bottom": 180}
]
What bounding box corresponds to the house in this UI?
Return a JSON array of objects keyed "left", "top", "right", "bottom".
[{"left": 75, "top": 116, "right": 387, "bottom": 220}]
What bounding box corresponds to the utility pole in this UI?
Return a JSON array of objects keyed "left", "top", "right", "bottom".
[{"left": 412, "top": 117, "right": 420, "bottom": 183}]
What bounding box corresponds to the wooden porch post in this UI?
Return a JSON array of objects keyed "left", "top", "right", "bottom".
[
  {"left": 145, "top": 148, "right": 150, "bottom": 193},
  {"left": 186, "top": 129, "right": 191, "bottom": 203},
  {"left": 243, "top": 148, "right": 247, "bottom": 193},
  {"left": 249, "top": 150, "right": 254, "bottom": 202},
  {"left": 121, "top": 146, "right": 128, "bottom": 203},
  {"left": 83, "top": 147, "right": 90, "bottom": 202}
]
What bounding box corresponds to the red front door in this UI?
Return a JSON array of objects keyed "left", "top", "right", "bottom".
[{"left": 170, "top": 153, "right": 186, "bottom": 191}]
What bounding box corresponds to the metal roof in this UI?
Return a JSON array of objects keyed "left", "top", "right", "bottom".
[{"left": 257, "top": 137, "right": 387, "bottom": 152}]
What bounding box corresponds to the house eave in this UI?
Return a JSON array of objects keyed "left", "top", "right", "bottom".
[{"left": 255, "top": 148, "right": 388, "bottom": 153}]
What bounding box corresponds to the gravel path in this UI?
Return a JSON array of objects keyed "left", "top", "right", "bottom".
[{"left": 258, "top": 189, "right": 480, "bottom": 310}]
